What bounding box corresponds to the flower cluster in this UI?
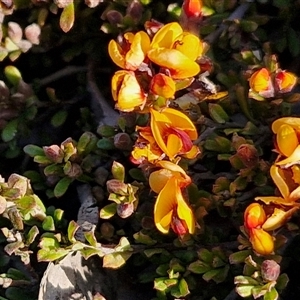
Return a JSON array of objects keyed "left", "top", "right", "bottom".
[
  {"left": 244, "top": 117, "right": 300, "bottom": 255},
  {"left": 248, "top": 67, "right": 297, "bottom": 101},
  {"left": 109, "top": 21, "right": 204, "bottom": 111},
  {"left": 108, "top": 21, "right": 202, "bottom": 235}
]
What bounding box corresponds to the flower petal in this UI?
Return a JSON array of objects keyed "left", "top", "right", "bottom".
[
  {"left": 150, "top": 22, "right": 183, "bottom": 49},
  {"left": 108, "top": 40, "right": 126, "bottom": 69},
  {"left": 262, "top": 207, "right": 299, "bottom": 231},
  {"left": 154, "top": 177, "right": 178, "bottom": 233},
  {"left": 244, "top": 203, "right": 266, "bottom": 229},
  {"left": 125, "top": 31, "right": 151, "bottom": 70},
  {"left": 148, "top": 48, "right": 200, "bottom": 79},
  {"left": 272, "top": 117, "right": 300, "bottom": 134},
  {"left": 150, "top": 73, "right": 176, "bottom": 98},
  {"left": 276, "top": 124, "right": 298, "bottom": 157},
  {"left": 276, "top": 145, "right": 300, "bottom": 167},
  {"left": 270, "top": 165, "right": 290, "bottom": 199},
  {"left": 249, "top": 228, "right": 274, "bottom": 256},
  {"left": 149, "top": 169, "right": 173, "bottom": 194},
  {"left": 173, "top": 32, "right": 203, "bottom": 61},
  {"left": 275, "top": 71, "right": 297, "bottom": 93}
]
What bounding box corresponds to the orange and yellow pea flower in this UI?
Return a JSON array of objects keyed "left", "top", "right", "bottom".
[
  {"left": 108, "top": 31, "right": 150, "bottom": 71},
  {"left": 249, "top": 68, "right": 274, "bottom": 98},
  {"left": 183, "top": 0, "right": 203, "bottom": 18},
  {"left": 131, "top": 126, "right": 163, "bottom": 164},
  {"left": 147, "top": 22, "right": 202, "bottom": 79},
  {"left": 111, "top": 70, "right": 146, "bottom": 112},
  {"left": 244, "top": 203, "right": 274, "bottom": 255},
  {"left": 272, "top": 117, "right": 300, "bottom": 165},
  {"left": 150, "top": 107, "right": 199, "bottom": 160},
  {"left": 150, "top": 73, "right": 176, "bottom": 99},
  {"left": 249, "top": 228, "right": 274, "bottom": 256},
  {"left": 244, "top": 203, "right": 266, "bottom": 229},
  {"left": 149, "top": 161, "right": 194, "bottom": 235},
  {"left": 249, "top": 68, "right": 297, "bottom": 99}
]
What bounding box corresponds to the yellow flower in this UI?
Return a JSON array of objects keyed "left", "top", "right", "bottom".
[
  {"left": 244, "top": 203, "right": 266, "bottom": 230},
  {"left": 150, "top": 73, "right": 176, "bottom": 99},
  {"left": 249, "top": 228, "right": 274, "bottom": 256},
  {"left": 111, "top": 70, "right": 146, "bottom": 112},
  {"left": 131, "top": 126, "right": 163, "bottom": 164},
  {"left": 249, "top": 68, "right": 274, "bottom": 98},
  {"left": 150, "top": 107, "right": 199, "bottom": 160},
  {"left": 108, "top": 31, "right": 151, "bottom": 71},
  {"left": 148, "top": 22, "right": 202, "bottom": 79},
  {"left": 149, "top": 161, "right": 191, "bottom": 194},
  {"left": 154, "top": 176, "right": 195, "bottom": 235},
  {"left": 272, "top": 117, "right": 300, "bottom": 164},
  {"left": 275, "top": 70, "right": 297, "bottom": 93}
]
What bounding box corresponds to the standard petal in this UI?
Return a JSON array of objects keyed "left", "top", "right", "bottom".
[
  {"left": 162, "top": 108, "right": 198, "bottom": 139},
  {"left": 150, "top": 22, "right": 182, "bottom": 49},
  {"left": 108, "top": 40, "right": 126, "bottom": 69},
  {"left": 276, "top": 124, "right": 298, "bottom": 157},
  {"left": 148, "top": 48, "right": 200, "bottom": 79},
  {"left": 149, "top": 169, "right": 173, "bottom": 194},
  {"left": 173, "top": 32, "right": 203, "bottom": 61},
  {"left": 249, "top": 68, "right": 270, "bottom": 92},
  {"left": 272, "top": 117, "right": 300, "bottom": 134}
]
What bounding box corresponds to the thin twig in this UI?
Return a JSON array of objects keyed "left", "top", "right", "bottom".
[
  {"left": 204, "top": 2, "right": 252, "bottom": 44},
  {"left": 38, "top": 66, "right": 88, "bottom": 87}
]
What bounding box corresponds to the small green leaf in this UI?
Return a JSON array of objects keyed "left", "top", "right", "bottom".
[
  {"left": 5, "top": 287, "right": 35, "bottom": 300},
  {"left": 229, "top": 250, "right": 252, "bottom": 264},
  {"left": 60, "top": 2, "right": 75, "bottom": 33},
  {"left": 80, "top": 247, "right": 104, "bottom": 260},
  {"left": 51, "top": 110, "right": 68, "bottom": 127},
  {"left": 26, "top": 225, "right": 39, "bottom": 245},
  {"left": 42, "top": 216, "right": 56, "bottom": 231},
  {"left": 77, "top": 132, "right": 98, "bottom": 155},
  {"left": 37, "top": 248, "right": 70, "bottom": 262},
  {"left": 53, "top": 208, "right": 64, "bottom": 224},
  {"left": 4, "top": 65, "right": 22, "bottom": 86},
  {"left": 208, "top": 103, "right": 229, "bottom": 124},
  {"left": 23, "top": 144, "right": 45, "bottom": 157},
  {"left": 54, "top": 177, "right": 73, "bottom": 198},
  {"left": 84, "top": 231, "right": 97, "bottom": 247},
  {"left": 240, "top": 20, "right": 258, "bottom": 32},
  {"left": 102, "top": 252, "right": 132, "bottom": 269},
  {"left": 263, "top": 288, "right": 279, "bottom": 300},
  {"left": 111, "top": 161, "right": 125, "bottom": 182},
  {"left": 99, "top": 203, "right": 117, "bottom": 219},
  {"left": 198, "top": 249, "right": 213, "bottom": 264},
  {"left": 44, "top": 164, "right": 63, "bottom": 176},
  {"left": 33, "top": 155, "right": 52, "bottom": 165},
  {"left": 236, "top": 284, "right": 255, "bottom": 298},
  {"left": 234, "top": 275, "right": 260, "bottom": 285},
  {"left": 188, "top": 260, "right": 211, "bottom": 274},
  {"left": 1, "top": 119, "right": 18, "bottom": 142},
  {"left": 97, "top": 138, "right": 115, "bottom": 150},
  {"left": 68, "top": 220, "right": 79, "bottom": 243},
  {"left": 97, "top": 125, "right": 116, "bottom": 137}
]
